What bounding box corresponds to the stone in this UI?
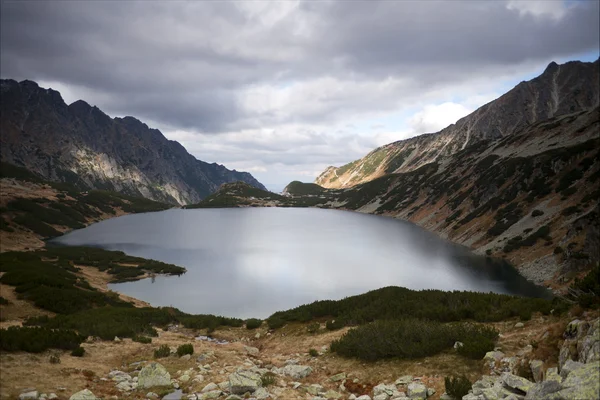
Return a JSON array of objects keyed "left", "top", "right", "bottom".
[
  {"left": 330, "top": 372, "right": 346, "bottom": 382},
  {"left": 503, "top": 395, "right": 524, "bottom": 400},
  {"left": 578, "top": 318, "right": 600, "bottom": 364},
  {"left": 179, "top": 374, "right": 190, "bottom": 383},
  {"left": 254, "top": 387, "right": 269, "bottom": 399},
  {"left": 116, "top": 381, "right": 134, "bottom": 391},
  {"left": 373, "top": 395, "right": 389, "bottom": 400},
  {"left": 48, "top": 395, "right": 58, "bottom": 400},
  {"left": 19, "top": 392, "right": 38, "bottom": 400},
  {"left": 282, "top": 364, "right": 312, "bottom": 379},
  {"left": 426, "top": 388, "right": 436, "bottom": 397},
  {"left": 114, "top": 336, "right": 121, "bottom": 342},
  {"left": 218, "top": 381, "right": 229, "bottom": 391},
  {"left": 374, "top": 383, "right": 396, "bottom": 397},
  {"left": 545, "top": 367, "right": 561, "bottom": 383},
  {"left": 406, "top": 382, "right": 427, "bottom": 399},
  {"left": 559, "top": 359, "right": 584, "bottom": 379},
  {"left": 69, "top": 389, "right": 99, "bottom": 400},
  {"left": 202, "top": 383, "right": 218, "bottom": 393},
  {"left": 228, "top": 369, "right": 262, "bottom": 394},
  {"left": 305, "top": 384, "right": 324, "bottom": 395},
  {"left": 550, "top": 361, "right": 600, "bottom": 399},
  {"left": 462, "top": 394, "right": 484, "bottom": 400},
  {"left": 529, "top": 360, "right": 544, "bottom": 383},
  {"left": 199, "top": 391, "right": 221, "bottom": 400},
  {"left": 514, "top": 322, "right": 524, "bottom": 328},
  {"left": 349, "top": 395, "right": 357, "bottom": 400},
  {"left": 454, "top": 341, "right": 464, "bottom": 349},
  {"left": 146, "top": 393, "right": 159, "bottom": 399},
  {"left": 225, "top": 396, "right": 243, "bottom": 400},
  {"left": 180, "top": 354, "right": 191, "bottom": 361},
  {"left": 109, "top": 370, "right": 131, "bottom": 382},
  {"left": 524, "top": 381, "right": 562, "bottom": 399},
  {"left": 439, "top": 394, "right": 453, "bottom": 400},
  {"left": 395, "top": 376, "right": 413, "bottom": 386},
  {"left": 483, "top": 351, "right": 505, "bottom": 363},
  {"left": 324, "top": 390, "right": 343, "bottom": 399},
  {"left": 356, "top": 396, "right": 372, "bottom": 400},
  {"left": 245, "top": 346, "right": 260, "bottom": 356},
  {"left": 138, "top": 362, "right": 171, "bottom": 388},
  {"left": 500, "top": 373, "right": 533, "bottom": 394}
]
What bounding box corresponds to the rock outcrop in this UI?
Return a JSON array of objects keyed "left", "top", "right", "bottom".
[
  {"left": 137, "top": 362, "right": 171, "bottom": 388},
  {"left": 0, "top": 79, "right": 266, "bottom": 205}
]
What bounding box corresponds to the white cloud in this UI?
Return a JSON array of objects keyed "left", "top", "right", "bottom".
[
  {"left": 506, "top": 0, "right": 569, "bottom": 20},
  {"left": 408, "top": 102, "right": 473, "bottom": 133}
]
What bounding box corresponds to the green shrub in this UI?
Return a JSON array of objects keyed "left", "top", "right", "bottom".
[
  {"left": 132, "top": 335, "right": 152, "bottom": 344},
  {"left": 267, "top": 317, "right": 285, "bottom": 329},
  {"left": 71, "top": 346, "right": 85, "bottom": 357},
  {"left": 245, "top": 318, "right": 262, "bottom": 330},
  {"left": 554, "top": 246, "right": 564, "bottom": 254},
  {"left": 330, "top": 319, "right": 498, "bottom": 361},
  {"left": 176, "top": 343, "right": 194, "bottom": 356},
  {"left": 0, "top": 326, "right": 84, "bottom": 353},
  {"left": 531, "top": 210, "right": 544, "bottom": 217},
  {"left": 261, "top": 372, "right": 276, "bottom": 386},
  {"left": 307, "top": 322, "right": 320, "bottom": 333},
  {"left": 49, "top": 354, "right": 61, "bottom": 364},
  {"left": 568, "top": 265, "right": 600, "bottom": 308},
  {"left": 309, "top": 348, "right": 319, "bottom": 357},
  {"left": 326, "top": 319, "right": 344, "bottom": 331},
  {"left": 445, "top": 375, "right": 472, "bottom": 399},
  {"left": 0, "top": 296, "right": 9, "bottom": 305},
  {"left": 154, "top": 344, "right": 171, "bottom": 358}
]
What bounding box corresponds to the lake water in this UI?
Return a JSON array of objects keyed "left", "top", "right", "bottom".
[{"left": 52, "top": 208, "right": 550, "bottom": 318}]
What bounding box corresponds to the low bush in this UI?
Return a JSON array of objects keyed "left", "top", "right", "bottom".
[
  {"left": 326, "top": 319, "right": 344, "bottom": 331},
  {"left": 330, "top": 319, "right": 498, "bottom": 361},
  {"left": 245, "top": 318, "right": 262, "bottom": 330},
  {"left": 261, "top": 372, "right": 276, "bottom": 386},
  {"left": 132, "top": 335, "right": 152, "bottom": 344},
  {"left": 568, "top": 265, "right": 600, "bottom": 308},
  {"left": 154, "top": 344, "right": 171, "bottom": 358},
  {"left": 554, "top": 246, "right": 564, "bottom": 254},
  {"left": 309, "top": 348, "right": 319, "bottom": 357},
  {"left": 71, "top": 346, "right": 85, "bottom": 357},
  {"left": 267, "top": 317, "right": 285, "bottom": 329},
  {"left": 176, "top": 343, "right": 194, "bottom": 356},
  {"left": 531, "top": 209, "right": 544, "bottom": 217},
  {"left": 307, "top": 322, "right": 320, "bottom": 333},
  {"left": 445, "top": 375, "right": 472, "bottom": 399},
  {"left": 49, "top": 355, "right": 61, "bottom": 364},
  {"left": 0, "top": 296, "right": 9, "bottom": 305},
  {"left": 0, "top": 326, "right": 85, "bottom": 353}
]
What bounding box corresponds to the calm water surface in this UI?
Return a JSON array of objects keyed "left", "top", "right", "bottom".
[{"left": 53, "top": 208, "right": 549, "bottom": 318}]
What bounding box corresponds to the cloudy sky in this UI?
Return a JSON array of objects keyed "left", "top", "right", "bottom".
[{"left": 1, "top": 0, "right": 598, "bottom": 191}]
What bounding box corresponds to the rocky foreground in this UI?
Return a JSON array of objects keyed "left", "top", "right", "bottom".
[{"left": 11, "top": 318, "right": 599, "bottom": 400}]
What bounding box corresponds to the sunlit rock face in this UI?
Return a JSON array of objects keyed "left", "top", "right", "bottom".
[{"left": 0, "top": 79, "right": 266, "bottom": 205}]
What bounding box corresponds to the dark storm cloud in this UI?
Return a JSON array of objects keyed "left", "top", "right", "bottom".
[{"left": 1, "top": 0, "right": 598, "bottom": 133}]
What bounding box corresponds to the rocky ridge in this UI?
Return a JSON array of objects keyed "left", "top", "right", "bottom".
[
  {"left": 316, "top": 59, "right": 599, "bottom": 189},
  {"left": 0, "top": 80, "right": 266, "bottom": 205}
]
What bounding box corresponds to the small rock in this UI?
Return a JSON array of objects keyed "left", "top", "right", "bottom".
[
  {"left": 439, "top": 394, "right": 453, "bottom": 400},
  {"left": 146, "top": 393, "right": 159, "bottom": 399},
  {"left": 282, "top": 364, "right": 312, "bottom": 379},
  {"left": 19, "top": 391, "right": 38, "bottom": 400},
  {"left": 524, "top": 380, "right": 562, "bottom": 399},
  {"left": 225, "top": 396, "right": 242, "bottom": 400},
  {"left": 356, "top": 396, "right": 372, "bottom": 400},
  {"left": 330, "top": 373, "right": 346, "bottom": 382},
  {"left": 69, "top": 389, "right": 99, "bottom": 400},
  {"left": 228, "top": 370, "right": 262, "bottom": 394},
  {"left": 501, "top": 373, "right": 533, "bottom": 394},
  {"left": 373, "top": 394, "right": 388, "bottom": 400},
  {"left": 324, "top": 390, "right": 342, "bottom": 399},
  {"left": 395, "top": 376, "right": 413, "bottom": 386},
  {"left": 48, "top": 395, "right": 58, "bottom": 400},
  {"left": 181, "top": 354, "right": 191, "bottom": 361},
  {"left": 199, "top": 391, "right": 221, "bottom": 400},
  {"left": 253, "top": 387, "right": 270, "bottom": 399},
  {"left": 255, "top": 332, "right": 261, "bottom": 339},
  {"left": 114, "top": 336, "right": 121, "bottom": 342},
  {"left": 529, "top": 360, "right": 544, "bottom": 383},
  {"left": 202, "top": 383, "right": 218, "bottom": 393},
  {"left": 407, "top": 382, "right": 427, "bottom": 399},
  {"left": 305, "top": 384, "right": 324, "bottom": 395},
  {"left": 426, "top": 387, "right": 436, "bottom": 397},
  {"left": 245, "top": 346, "right": 260, "bottom": 356},
  {"left": 454, "top": 341, "right": 464, "bottom": 349},
  {"left": 514, "top": 322, "right": 524, "bottom": 328}
]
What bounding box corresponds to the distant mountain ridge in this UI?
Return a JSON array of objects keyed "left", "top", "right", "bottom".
[
  {"left": 0, "top": 79, "right": 266, "bottom": 205},
  {"left": 316, "top": 59, "right": 600, "bottom": 188}
]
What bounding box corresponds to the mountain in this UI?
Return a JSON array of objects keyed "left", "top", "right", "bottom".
[
  {"left": 0, "top": 80, "right": 266, "bottom": 205},
  {"left": 316, "top": 59, "right": 599, "bottom": 188}
]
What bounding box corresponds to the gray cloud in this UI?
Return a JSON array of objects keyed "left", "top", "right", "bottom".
[{"left": 1, "top": 0, "right": 598, "bottom": 186}]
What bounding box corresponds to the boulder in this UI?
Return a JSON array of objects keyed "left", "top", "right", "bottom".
[
  {"left": 138, "top": 362, "right": 171, "bottom": 388},
  {"left": 524, "top": 381, "right": 562, "bottom": 399},
  {"left": 324, "top": 390, "right": 343, "bottom": 399},
  {"left": 199, "top": 391, "right": 221, "bottom": 400},
  {"left": 69, "top": 389, "right": 99, "bottom": 400},
  {"left": 245, "top": 346, "right": 260, "bottom": 356},
  {"left": 550, "top": 361, "right": 600, "bottom": 399},
  {"left": 228, "top": 369, "right": 262, "bottom": 394},
  {"left": 373, "top": 395, "right": 388, "bottom": 400},
  {"left": 578, "top": 318, "right": 600, "bottom": 364},
  {"left": 500, "top": 373, "right": 533, "bottom": 394},
  {"left": 253, "top": 387, "right": 270, "bottom": 399},
  {"left": 544, "top": 367, "right": 561, "bottom": 383},
  {"left": 356, "top": 396, "right": 372, "bottom": 400},
  {"left": 559, "top": 359, "right": 584, "bottom": 379},
  {"left": 529, "top": 360, "right": 544, "bottom": 383},
  {"left": 305, "top": 384, "right": 324, "bottom": 395},
  {"left": 514, "top": 322, "right": 524, "bottom": 328},
  {"left": 202, "top": 383, "right": 218, "bottom": 393},
  {"left": 282, "top": 364, "right": 312, "bottom": 379},
  {"left": 407, "top": 382, "right": 427, "bottom": 399}
]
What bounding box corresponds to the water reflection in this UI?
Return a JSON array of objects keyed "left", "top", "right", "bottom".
[{"left": 52, "top": 208, "right": 550, "bottom": 318}]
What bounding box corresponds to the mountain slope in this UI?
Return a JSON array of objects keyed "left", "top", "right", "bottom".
[
  {"left": 316, "top": 59, "right": 599, "bottom": 188},
  {"left": 0, "top": 80, "right": 266, "bottom": 205}
]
